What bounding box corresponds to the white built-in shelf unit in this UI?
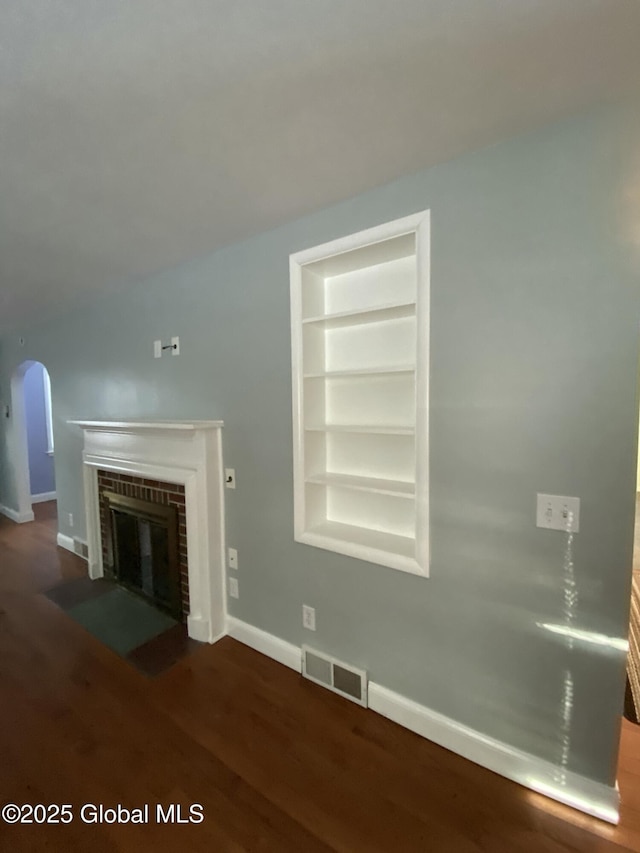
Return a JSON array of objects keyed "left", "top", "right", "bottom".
[{"left": 290, "top": 211, "right": 430, "bottom": 575}]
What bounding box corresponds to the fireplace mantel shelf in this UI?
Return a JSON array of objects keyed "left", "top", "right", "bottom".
[{"left": 69, "top": 420, "right": 224, "bottom": 433}]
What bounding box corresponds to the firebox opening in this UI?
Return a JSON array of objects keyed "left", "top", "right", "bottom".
[{"left": 104, "top": 490, "right": 182, "bottom": 621}]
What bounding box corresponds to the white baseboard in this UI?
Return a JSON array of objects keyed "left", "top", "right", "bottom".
[
  {"left": 225, "top": 616, "right": 619, "bottom": 824},
  {"left": 227, "top": 616, "right": 302, "bottom": 672},
  {"left": 0, "top": 504, "right": 35, "bottom": 524},
  {"left": 56, "top": 532, "right": 88, "bottom": 561},
  {"left": 31, "top": 491, "right": 57, "bottom": 504},
  {"left": 367, "top": 683, "right": 619, "bottom": 824},
  {"left": 56, "top": 532, "right": 75, "bottom": 552}
]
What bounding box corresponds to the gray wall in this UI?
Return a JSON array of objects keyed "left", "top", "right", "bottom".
[
  {"left": 23, "top": 362, "right": 55, "bottom": 496},
  {"left": 1, "top": 105, "right": 638, "bottom": 787}
]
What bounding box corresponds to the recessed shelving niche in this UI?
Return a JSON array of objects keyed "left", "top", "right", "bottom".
[{"left": 290, "top": 211, "right": 430, "bottom": 575}]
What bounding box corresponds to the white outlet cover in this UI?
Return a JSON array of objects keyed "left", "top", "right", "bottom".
[
  {"left": 536, "top": 494, "right": 580, "bottom": 533},
  {"left": 302, "top": 604, "right": 316, "bottom": 631},
  {"left": 228, "top": 547, "right": 238, "bottom": 570},
  {"left": 171, "top": 336, "right": 180, "bottom": 355},
  {"left": 225, "top": 468, "right": 236, "bottom": 489},
  {"left": 154, "top": 340, "right": 162, "bottom": 358},
  {"left": 68, "top": 513, "right": 74, "bottom": 527},
  {"left": 228, "top": 577, "right": 239, "bottom": 599}
]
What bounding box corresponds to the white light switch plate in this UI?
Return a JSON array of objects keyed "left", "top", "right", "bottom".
[
  {"left": 536, "top": 494, "right": 580, "bottom": 533},
  {"left": 228, "top": 547, "right": 238, "bottom": 570},
  {"left": 228, "top": 577, "right": 239, "bottom": 599}
]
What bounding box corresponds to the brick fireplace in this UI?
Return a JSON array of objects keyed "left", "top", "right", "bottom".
[
  {"left": 69, "top": 420, "right": 226, "bottom": 643},
  {"left": 98, "top": 470, "right": 189, "bottom": 620}
]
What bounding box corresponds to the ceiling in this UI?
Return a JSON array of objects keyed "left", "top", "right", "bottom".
[{"left": 1, "top": 0, "right": 639, "bottom": 333}]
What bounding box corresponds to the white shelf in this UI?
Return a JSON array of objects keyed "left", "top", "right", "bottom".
[
  {"left": 290, "top": 210, "right": 430, "bottom": 576},
  {"left": 305, "top": 424, "right": 415, "bottom": 435},
  {"left": 306, "top": 519, "right": 415, "bottom": 560},
  {"left": 306, "top": 472, "right": 415, "bottom": 498},
  {"left": 304, "top": 365, "right": 415, "bottom": 379},
  {"left": 302, "top": 301, "right": 415, "bottom": 329}
]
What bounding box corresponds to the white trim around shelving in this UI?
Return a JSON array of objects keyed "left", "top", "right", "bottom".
[
  {"left": 290, "top": 249, "right": 306, "bottom": 547},
  {"left": 292, "top": 214, "right": 426, "bottom": 267},
  {"left": 225, "top": 616, "right": 619, "bottom": 825},
  {"left": 291, "top": 210, "right": 430, "bottom": 577},
  {"left": 414, "top": 210, "right": 430, "bottom": 575}
]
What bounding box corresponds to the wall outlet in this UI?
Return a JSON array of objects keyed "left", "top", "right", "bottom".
[
  {"left": 302, "top": 604, "right": 316, "bottom": 631},
  {"left": 171, "top": 336, "right": 180, "bottom": 356},
  {"left": 67, "top": 512, "right": 74, "bottom": 528},
  {"left": 536, "top": 494, "right": 580, "bottom": 533},
  {"left": 228, "top": 577, "right": 239, "bottom": 599},
  {"left": 153, "top": 340, "right": 162, "bottom": 358},
  {"left": 225, "top": 468, "right": 236, "bottom": 489},
  {"left": 228, "top": 547, "right": 238, "bottom": 570}
]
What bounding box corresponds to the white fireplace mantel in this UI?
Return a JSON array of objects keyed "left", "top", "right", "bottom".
[
  {"left": 69, "top": 419, "right": 223, "bottom": 433},
  {"left": 69, "top": 419, "right": 226, "bottom": 643}
]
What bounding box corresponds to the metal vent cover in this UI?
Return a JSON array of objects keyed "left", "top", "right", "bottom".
[
  {"left": 73, "top": 538, "right": 88, "bottom": 559},
  {"left": 302, "top": 645, "right": 368, "bottom": 707}
]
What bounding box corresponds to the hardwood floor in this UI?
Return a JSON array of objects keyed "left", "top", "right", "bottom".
[{"left": 1, "top": 502, "right": 640, "bottom": 852}]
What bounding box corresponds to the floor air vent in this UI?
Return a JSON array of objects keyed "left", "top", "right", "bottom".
[
  {"left": 73, "top": 539, "right": 88, "bottom": 560},
  {"left": 302, "top": 646, "right": 368, "bottom": 707}
]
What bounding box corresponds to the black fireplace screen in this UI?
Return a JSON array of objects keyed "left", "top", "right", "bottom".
[{"left": 103, "top": 491, "right": 181, "bottom": 619}]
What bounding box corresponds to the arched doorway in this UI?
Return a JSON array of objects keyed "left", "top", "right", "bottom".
[{"left": 9, "top": 360, "right": 56, "bottom": 522}]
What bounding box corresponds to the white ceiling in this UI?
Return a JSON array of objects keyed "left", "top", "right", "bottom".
[{"left": 1, "top": 0, "right": 639, "bottom": 332}]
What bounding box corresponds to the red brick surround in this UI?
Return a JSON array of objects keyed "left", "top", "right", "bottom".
[{"left": 97, "top": 470, "right": 189, "bottom": 620}]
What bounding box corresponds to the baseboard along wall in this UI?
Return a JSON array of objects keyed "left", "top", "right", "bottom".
[
  {"left": 225, "top": 616, "right": 619, "bottom": 825},
  {"left": 56, "top": 532, "right": 88, "bottom": 561},
  {"left": 0, "top": 504, "right": 35, "bottom": 524},
  {"left": 31, "top": 491, "right": 57, "bottom": 504}
]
